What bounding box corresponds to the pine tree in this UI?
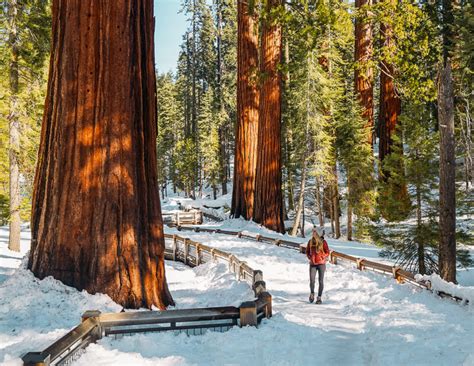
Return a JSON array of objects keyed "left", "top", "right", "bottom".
[
  {"left": 0, "top": 0, "right": 50, "bottom": 250},
  {"left": 377, "top": 0, "right": 411, "bottom": 221},
  {"left": 156, "top": 72, "right": 181, "bottom": 197}
]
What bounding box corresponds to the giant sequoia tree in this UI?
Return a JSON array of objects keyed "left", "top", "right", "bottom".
[
  {"left": 231, "top": 0, "right": 259, "bottom": 220},
  {"left": 253, "top": 0, "right": 285, "bottom": 233},
  {"left": 354, "top": 0, "right": 374, "bottom": 146},
  {"left": 378, "top": 8, "right": 410, "bottom": 220},
  {"left": 28, "top": 0, "right": 174, "bottom": 309}
]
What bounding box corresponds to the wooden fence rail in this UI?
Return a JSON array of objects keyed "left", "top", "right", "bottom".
[
  {"left": 173, "top": 225, "right": 468, "bottom": 305},
  {"left": 162, "top": 210, "right": 203, "bottom": 226},
  {"left": 22, "top": 234, "right": 271, "bottom": 366}
]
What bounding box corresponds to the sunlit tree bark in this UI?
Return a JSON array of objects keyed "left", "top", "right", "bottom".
[
  {"left": 253, "top": 0, "right": 285, "bottom": 233},
  {"left": 231, "top": 0, "right": 259, "bottom": 220},
  {"left": 354, "top": 0, "right": 374, "bottom": 146},
  {"left": 28, "top": 0, "right": 174, "bottom": 309}
]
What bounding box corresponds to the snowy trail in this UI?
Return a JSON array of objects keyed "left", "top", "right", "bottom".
[
  {"left": 76, "top": 225, "right": 474, "bottom": 365},
  {"left": 1, "top": 224, "right": 473, "bottom": 365}
]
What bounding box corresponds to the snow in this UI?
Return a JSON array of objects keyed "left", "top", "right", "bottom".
[
  {"left": 161, "top": 195, "right": 231, "bottom": 221},
  {"left": 1, "top": 221, "right": 473, "bottom": 365},
  {"left": 0, "top": 227, "right": 252, "bottom": 365},
  {"left": 415, "top": 273, "right": 474, "bottom": 305}
]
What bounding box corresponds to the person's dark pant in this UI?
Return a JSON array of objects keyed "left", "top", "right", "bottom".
[{"left": 309, "top": 264, "right": 326, "bottom": 297}]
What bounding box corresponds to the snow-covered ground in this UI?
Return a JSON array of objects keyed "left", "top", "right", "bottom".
[
  {"left": 0, "top": 227, "right": 252, "bottom": 365},
  {"left": 1, "top": 220, "right": 473, "bottom": 365}
]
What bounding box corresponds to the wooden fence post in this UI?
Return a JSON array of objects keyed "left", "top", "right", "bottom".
[
  {"left": 172, "top": 235, "right": 177, "bottom": 261},
  {"left": 210, "top": 248, "right": 216, "bottom": 260},
  {"left": 228, "top": 255, "right": 234, "bottom": 272},
  {"left": 184, "top": 239, "right": 189, "bottom": 265},
  {"left": 22, "top": 353, "right": 51, "bottom": 366},
  {"left": 253, "top": 270, "right": 263, "bottom": 283},
  {"left": 392, "top": 266, "right": 403, "bottom": 283},
  {"left": 356, "top": 258, "right": 364, "bottom": 271},
  {"left": 329, "top": 252, "right": 337, "bottom": 265},
  {"left": 239, "top": 301, "right": 258, "bottom": 327},
  {"left": 196, "top": 244, "right": 201, "bottom": 266},
  {"left": 82, "top": 310, "right": 101, "bottom": 322},
  {"left": 253, "top": 280, "right": 266, "bottom": 296},
  {"left": 258, "top": 292, "right": 273, "bottom": 318}
]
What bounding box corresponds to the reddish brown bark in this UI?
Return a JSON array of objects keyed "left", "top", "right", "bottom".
[
  {"left": 253, "top": 0, "right": 285, "bottom": 233},
  {"left": 28, "top": 0, "right": 174, "bottom": 309},
  {"left": 354, "top": 0, "right": 374, "bottom": 146},
  {"left": 378, "top": 61, "right": 400, "bottom": 165},
  {"left": 231, "top": 0, "right": 259, "bottom": 220},
  {"left": 378, "top": 18, "right": 410, "bottom": 220}
]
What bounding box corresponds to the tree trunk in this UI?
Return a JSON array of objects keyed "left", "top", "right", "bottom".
[
  {"left": 231, "top": 0, "right": 259, "bottom": 220},
  {"left": 347, "top": 178, "right": 353, "bottom": 241},
  {"left": 329, "top": 188, "right": 335, "bottom": 236},
  {"left": 253, "top": 0, "right": 285, "bottom": 233},
  {"left": 291, "top": 158, "right": 307, "bottom": 236},
  {"left": 28, "top": 0, "right": 174, "bottom": 309},
  {"left": 354, "top": 0, "right": 374, "bottom": 146},
  {"left": 8, "top": 0, "right": 21, "bottom": 252},
  {"left": 216, "top": 2, "right": 228, "bottom": 196},
  {"left": 460, "top": 101, "right": 472, "bottom": 190},
  {"left": 438, "top": 60, "right": 456, "bottom": 283},
  {"left": 416, "top": 178, "right": 426, "bottom": 274},
  {"left": 332, "top": 164, "right": 341, "bottom": 239},
  {"left": 286, "top": 130, "right": 295, "bottom": 211},
  {"left": 378, "top": 13, "right": 400, "bottom": 170},
  {"left": 315, "top": 178, "right": 324, "bottom": 228},
  {"left": 378, "top": 17, "right": 407, "bottom": 185}
]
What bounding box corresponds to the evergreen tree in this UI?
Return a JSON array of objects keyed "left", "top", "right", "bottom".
[
  {"left": 0, "top": 0, "right": 50, "bottom": 250},
  {"left": 156, "top": 72, "right": 181, "bottom": 197}
]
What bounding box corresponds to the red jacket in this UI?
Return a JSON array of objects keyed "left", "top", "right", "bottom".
[{"left": 306, "top": 240, "right": 330, "bottom": 265}]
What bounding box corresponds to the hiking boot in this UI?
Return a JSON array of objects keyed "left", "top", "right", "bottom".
[
  {"left": 309, "top": 293, "right": 315, "bottom": 303},
  {"left": 316, "top": 296, "right": 322, "bottom": 304}
]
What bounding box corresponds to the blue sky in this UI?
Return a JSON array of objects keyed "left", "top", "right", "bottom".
[{"left": 154, "top": 0, "right": 188, "bottom": 73}]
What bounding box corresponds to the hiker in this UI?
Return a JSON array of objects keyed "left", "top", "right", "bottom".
[{"left": 305, "top": 229, "right": 330, "bottom": 304}]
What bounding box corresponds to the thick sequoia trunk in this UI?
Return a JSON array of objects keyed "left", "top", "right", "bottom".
[
  {"left": 378, "top": 20, "right": 410, "bottom": 218},
  {"left": 438, "top": 60, "right": 456, "bottom": 283},
  {"left": 28, "top": 0, "right": 174, "bottom": 309},
  {"left": 253, "top": 0, "right": 285, "bottom": 233},
  {"left": 231, "top": 0, "right": 259, "bottom": 220},
  {"left": 354, "top": 0, "right": 374, "bottom": 146},
  {"left": 8, "top": 0, "right": 21, "bottom": 252},
  {"left": 378, "top": 62, "right": 400, "bottom": 166}
]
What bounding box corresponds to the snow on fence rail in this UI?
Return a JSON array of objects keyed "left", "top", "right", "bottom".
[
  {"left": 22, "top": 234, "right": 271, "bottom": 366},
  {"left": 174, "top": 225, "right": 469, "bottom": 305}
]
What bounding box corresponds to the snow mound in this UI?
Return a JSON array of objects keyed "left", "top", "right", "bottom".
[
  {"left": 0, "top": 262, "right": 121, "bottom": 364},
  {"left": 415, "top": 273, "right": 474, "bottom": 305}
]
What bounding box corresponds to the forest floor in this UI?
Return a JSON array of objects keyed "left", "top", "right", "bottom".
[{"left": 1, "top": 216, "right": 473, "bottom": 365}]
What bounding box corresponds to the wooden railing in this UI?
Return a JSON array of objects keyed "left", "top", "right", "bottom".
[
  {"left": 162, "top": 210, "right": 203, "bottom": 226},
  {"left": 22, "top": 234, "right": 271, "bottom": 366},
  {"left": 173, "top": 225, "right": 468, "bottom": 305}
]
